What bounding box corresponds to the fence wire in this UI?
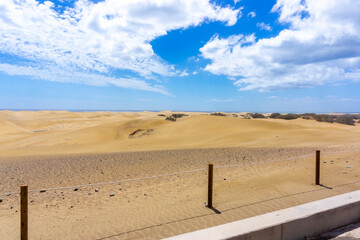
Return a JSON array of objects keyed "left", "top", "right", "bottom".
[{"left": 0, "top": 149, "right": 359, "bottom": 197}]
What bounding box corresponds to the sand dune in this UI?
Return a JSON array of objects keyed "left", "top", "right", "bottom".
[
  {"left": 0, "top": 111, "right": 359, "bottom": 157},
  {"left": 1, "top": 111, "right": 360, "bottom": 239}
]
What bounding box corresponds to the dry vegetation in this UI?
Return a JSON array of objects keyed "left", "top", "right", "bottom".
[
  {"left": 209, "top": 111, "right": 359, "bottom": 126},
  {"left": 165, "top": 113, "right": 188, "bottom": 121},
  {"left": 269, "top": 113, "right": 360, "bottom": 125},
  {"left": 210, "top": 112, "right": 227, "bottom": 116}
]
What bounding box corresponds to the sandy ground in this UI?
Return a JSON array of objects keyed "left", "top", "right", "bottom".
[{"left": 1, "top": 111, "right": 360, "bottom": 239}]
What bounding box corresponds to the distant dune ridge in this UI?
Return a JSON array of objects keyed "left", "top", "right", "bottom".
[{"left": 0, "top": 110, "right": 359, "bottom": 157}]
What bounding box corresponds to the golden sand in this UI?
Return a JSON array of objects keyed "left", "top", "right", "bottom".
[{"left": 0, "top": 110, "right": 359, "bottom": 157}]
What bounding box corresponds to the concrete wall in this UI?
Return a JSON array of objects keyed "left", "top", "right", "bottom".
[{"left": 164, "top": 190, "right": 360, "bottom": 240}]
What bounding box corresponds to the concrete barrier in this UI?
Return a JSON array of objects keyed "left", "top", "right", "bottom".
[{"left": 164, "top": 190, "right": 360, "bottom": 240}]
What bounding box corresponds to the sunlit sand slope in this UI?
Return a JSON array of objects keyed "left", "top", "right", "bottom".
[{"left": 0, "top": 111, "right": 359, "bottom": 156}]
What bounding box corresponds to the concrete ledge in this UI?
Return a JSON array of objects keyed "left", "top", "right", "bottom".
[{"left": 164, "top": 190, "right": 360, "bottom": 240}]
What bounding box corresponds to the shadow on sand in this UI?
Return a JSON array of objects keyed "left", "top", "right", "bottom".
[{"left": 97, "top": 181, "right": 360, "bottom": 240}]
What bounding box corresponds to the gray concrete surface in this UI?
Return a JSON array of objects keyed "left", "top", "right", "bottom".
[
  {"left": 320, "top": 221, "right": 360, "bottom": 239},
  {"left": 164, "top": 190, "right": 360, "bottom": 240}
]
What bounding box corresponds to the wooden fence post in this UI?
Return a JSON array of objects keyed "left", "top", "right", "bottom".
[
  {"left": 20, "top": 185, "right": 28, "bottom": 240},
  {"left": 316, "top": 150, "right": 320, "bottom": 185},
  {"left": 207, "top": 164, "right": 213, "bottom": 208}
]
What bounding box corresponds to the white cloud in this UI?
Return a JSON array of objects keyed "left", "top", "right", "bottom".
[
  {"left": 247, "top": 11, "right": 256, "bottom": 18},
  {"left": 256, "top": 22, "right": 272, "bottom": 31},
  {"left": 200, "top": 0, "right": 360, "bottom": 91},
  {"left": 0, "top": 0, "right": 241, "bottom": 93},
  {"left": 192, "top": 71, "right": 198, "bottom": 75},
  {"left": 0, "top": 63, "right": 171, "bottom": 95},
  {"left": 179, "top": 70, "right": 189, "bottom": 77},
  {"left": 187, "top": 56, "right": 200, "bottom": 62}
]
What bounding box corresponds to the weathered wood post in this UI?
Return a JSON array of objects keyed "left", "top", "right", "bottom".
[
  {"left": 20, "top": 185, "right": 28, "bottom": 240},
  {"left": 316, "top": 150, "right": 320, "bottom": 185},
  {"left": 207, "top": 164, "right": 213, "bottom": 208}
]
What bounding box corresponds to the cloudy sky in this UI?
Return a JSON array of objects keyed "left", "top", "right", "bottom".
[{"left": 0, "top": 0, "right": 359, "bottom": 112}]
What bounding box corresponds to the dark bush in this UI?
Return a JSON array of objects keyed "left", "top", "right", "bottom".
[
  {"left": 336, "top": 115, "right": 355, "bottom": 126},
  {"left": 158, "top": 114, "right": 166, "bottom": 117},
  {"left": 277, "top": 114, "right": 300, "bottom": 120},
  {"left": 165, "top": 116, "right": 176, "bottom": 122},
  {"left": 269, "top": 113, "right": 281, "bottom": 118},
  {"left": 314, "top": 114, "right": 335, "bottom": 123},
  {"left": 269, "top": 113, "right": 299, "bottom": 120},
  {"left": 251, "top": 113, "right": 266, "bottom": 118},
  {"left": 301, "top": 113, "right": 315, "bottom": 120},
  {"left": 171, "top": 113, "right": 188, "bottom": 119},
  {"left": 302, "top": 113, "right": 357, "bottom": 126},
  {"left": 210, "top": 112, "right": 227, "bottom": 116},
  {"left": 243, "top": 113, "right": 252, "bottom": 119}
]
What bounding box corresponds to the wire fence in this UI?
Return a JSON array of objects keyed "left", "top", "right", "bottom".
[
  {"left": 1, "top": 149, "right": 359, "bottom": 197},
  {"left": 1, "top": 149, "right": 360, "bottom": 239}
]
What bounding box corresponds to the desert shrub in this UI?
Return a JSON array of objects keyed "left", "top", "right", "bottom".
[
  {"left": 303, "top": 114, "right": 356, "bottom": 126},
  {"left": 269, "top": 113, "right": 281, "bottom": 118},
  {"left": 301, "top": 113, "right": 316, "bottom": 120},
  {"left": 336, "top": 115, "right": 355, "bottom": 126},
  {"left": 277, "top": 114, "right": 300, "bottom": 120},
  {"left": 171, "top": 113, "right": 188, "bottom": 119},
  {"left": 251, "top": 113, "right": 266, "bottom": 118},
  {"left": 210, "top": 112, "right": 227, "bottom": 116},
  {"left": 232, "top": 114, "right": 238, "bottom": 117},
  {"left": 243, "top": 113, "right": 252, "bottom": 119},
  {"left": 165, "top": 116, "right": 176, "bottom": 122},
  {"left": 269, "top": 113, "right": 299, "bottom": 120},
  {"left": 312, "top": 114, "right": 336, "bottom": 123},
  {"left": 158, "top": 114, "right": 166, "bottom": 117}
]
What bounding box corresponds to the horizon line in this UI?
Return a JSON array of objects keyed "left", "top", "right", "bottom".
[{"left": 1, "top": 109, "right": 359, "bottom": 114}]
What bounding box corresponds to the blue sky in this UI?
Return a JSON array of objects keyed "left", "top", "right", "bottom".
[{"left": 0, "top": 0, "right": 359, "bottom": 112}]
